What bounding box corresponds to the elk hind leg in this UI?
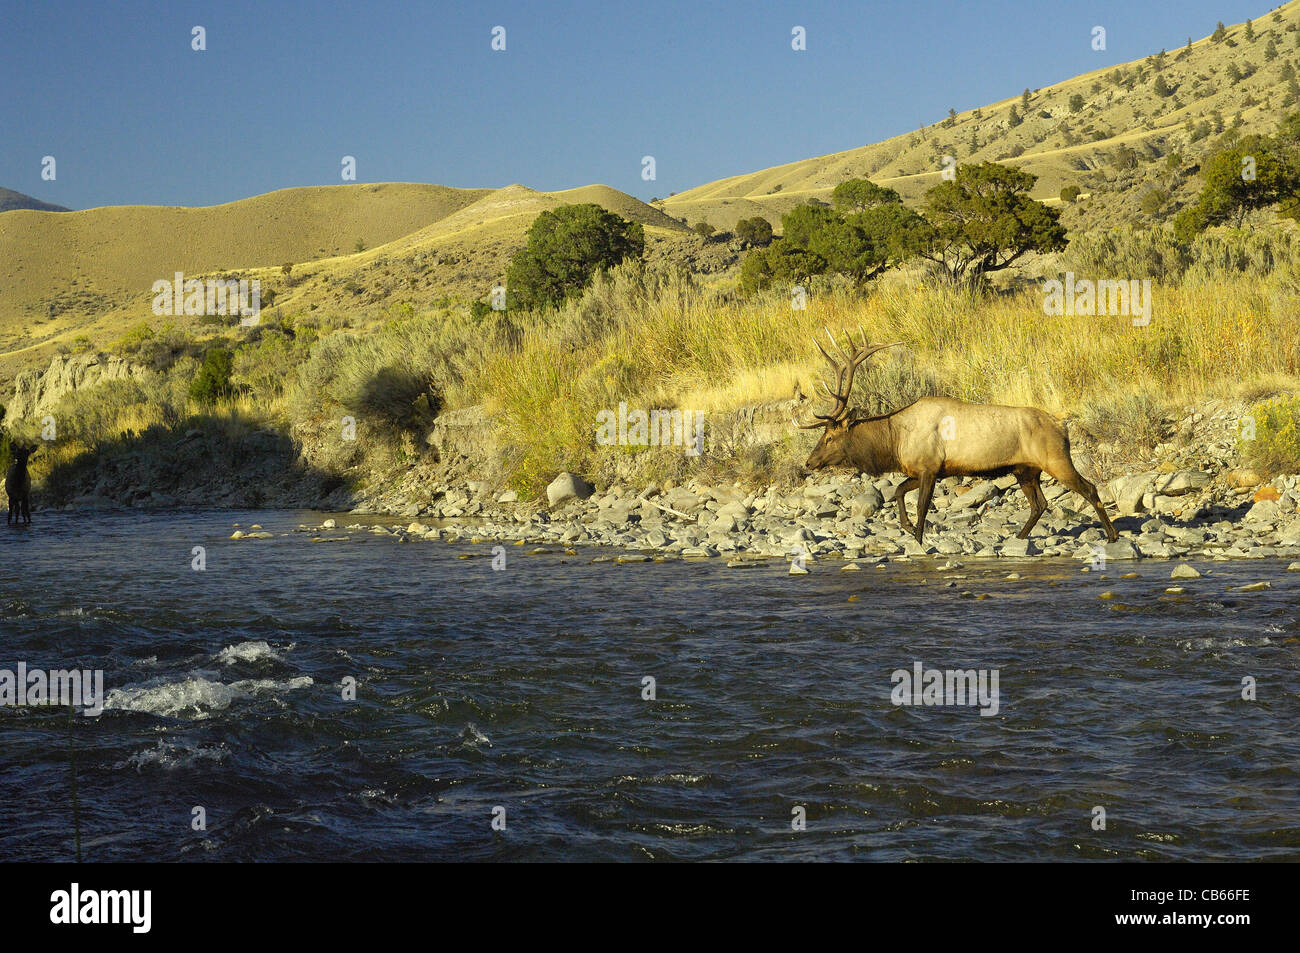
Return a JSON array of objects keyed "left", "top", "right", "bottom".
[{"left": 1045, "top": 458, "right": 1118, "bottom": 543}]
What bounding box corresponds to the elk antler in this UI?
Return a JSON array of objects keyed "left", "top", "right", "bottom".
[{"left": 796, "top": 328, "right": 902, "bottom": 428}]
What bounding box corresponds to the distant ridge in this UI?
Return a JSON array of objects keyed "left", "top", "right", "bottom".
[{"left": 0, "top": 187, "right": 69, "bottom": 213}]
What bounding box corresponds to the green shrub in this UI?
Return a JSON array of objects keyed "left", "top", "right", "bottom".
[
  {"left": 50, "top": 379, "right": 152, "bottom": 447},
  {"left": 114, "top": 322, "right": 155, "bottom": 354},
  {"left": 1063, "top": 227, "right": 1190, "bottom": 281},
  {"left": 347, "top": 365, "right": 438, "bottom": 433},
  {"left": 189, "top": 348, "right": 235, "bottom": 404},
  {"left": 735, "top": 216, "right": 774, "bottom": 246},
  {"left": 1240, "top": 395, "right": 1300, "bottom": 475},
  {"left": 1076, "top": 385, "right": 1171, "bottom": 451}
]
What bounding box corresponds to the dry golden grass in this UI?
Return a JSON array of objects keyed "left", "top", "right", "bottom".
[
  {"left": 458, "top": 262, "right": 1300, "bottom": 493},
  {"left": 15, "top": 252, "right": 1300, "bottom": 499}
]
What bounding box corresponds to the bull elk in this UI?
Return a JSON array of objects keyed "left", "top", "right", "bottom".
[
  {"left": 6, "top": 444, "right": 34, "bottom": 525},
  {"left": 797, "top": 329, "right": 1118, "bottom": 544}
]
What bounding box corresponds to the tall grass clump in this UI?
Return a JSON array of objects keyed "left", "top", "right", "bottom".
[{"left": 456, "top": 241, "right": 1300, "bottom": 493}]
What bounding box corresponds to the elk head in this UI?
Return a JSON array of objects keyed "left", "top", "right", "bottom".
[{"left": 797, "top": 329, "right": 900, "bottom": 471}]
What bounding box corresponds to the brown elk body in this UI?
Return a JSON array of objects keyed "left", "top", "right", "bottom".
[
  {"left": 799, "top": 331, "right": 1118, "bottom": 544},
  {"left": 6, "top": 445, "right": 34, "bottom": 525}
]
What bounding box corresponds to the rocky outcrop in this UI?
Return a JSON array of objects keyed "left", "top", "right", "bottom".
[
  {"left": 6, "top": 352, "right": 151, "bottom": 421},
  {"left": 426, "top": 405, "right": 495, "bottom": 466}
]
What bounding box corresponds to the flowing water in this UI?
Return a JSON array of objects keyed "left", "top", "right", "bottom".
[{"left": 1, "top": 509, "right": 1297, "bottom": 861}]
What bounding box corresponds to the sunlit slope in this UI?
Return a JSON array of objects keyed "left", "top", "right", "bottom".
[
  {"left": 0, "top": 181, "right": 690, "bottom": 376},
  {"left": 0, "top": 181, "right": 488, "bottom": 331},
  {"left": 660, "top": 3, "right": 1300, "bottom": 230}
]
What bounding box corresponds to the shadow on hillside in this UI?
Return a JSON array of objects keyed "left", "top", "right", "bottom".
[
  {"left": 355, "top": 366, "right": 441, "bottom": 436},
  {"left": 38, "top": 412, "right": 350, "bottom": 510}
]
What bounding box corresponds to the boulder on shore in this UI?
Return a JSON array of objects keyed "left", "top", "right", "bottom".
[{"left": 547, "top": 472, "right": 595, "bottom": 507}]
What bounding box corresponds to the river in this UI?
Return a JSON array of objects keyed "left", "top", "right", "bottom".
[{"left": 1, "top": 509, "right": 1297, "bottom": 861}]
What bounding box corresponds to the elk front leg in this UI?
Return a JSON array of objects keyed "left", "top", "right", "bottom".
[
  {"left": 894, "top": 477, "right": 918, "bottom": 535},
  {"left": 913, "top": 472, "right": 937, "bottom": 543}
]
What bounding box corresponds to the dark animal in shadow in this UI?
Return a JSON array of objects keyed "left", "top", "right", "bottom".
[{"left": 6, "top": 444, "right": 35, "bottom": 525}]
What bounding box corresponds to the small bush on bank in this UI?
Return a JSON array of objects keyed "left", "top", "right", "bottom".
[{"left": 1240, "top": 395, "right": 1300, "bottom": 475}]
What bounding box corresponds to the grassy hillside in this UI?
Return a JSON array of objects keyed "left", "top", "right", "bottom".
[
  {"left": 0, "top": 181, "right": 688, "bottom": 382},
  {"left": 242, "top": 184, "right": 690, "bottom": 325},
  {"left": 0, "top": 182, "right": 491, "bottom": 370},
  {"left": 12, "top": 3, "right": 1299, "bottom": 384},
  {"left": 660, "top": 3, "right": 1300, "bottom": 232}
]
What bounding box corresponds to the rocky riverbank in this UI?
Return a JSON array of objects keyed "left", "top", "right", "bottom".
[
  {"left": 263, "top": 395, "right": 1294, "bottom": 564},
  {"left": 300, "top": 463, "right": 1300, "bottom": 565},
  {"left": 37, "top": 392, "right": 1300, "bottom": 563}
]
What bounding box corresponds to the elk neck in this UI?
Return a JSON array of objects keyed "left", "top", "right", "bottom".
[{"left": 846, "top": 415, "right": 899, "bottom": 475}]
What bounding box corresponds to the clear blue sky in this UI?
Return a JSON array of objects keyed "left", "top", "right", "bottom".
[{"left": 0, "top": 0, "right": 1276, "bottom": 210}]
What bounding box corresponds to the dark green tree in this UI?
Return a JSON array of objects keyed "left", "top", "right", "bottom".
[
  {"left": 739, "top": 242, "right": 827, "bottom": 293},
  {"left": 734, "top": 216, "right": 774, "bottom": 246},
  {"left": 787, "top": 185, "right": 927, "bottom": 284},
  {"left": 505, "top": 204, "right": 644, "bottom": 310},
  {"left": 1174, "top": 134, "right": 1295, "bottom": 239},
  {"left": 189, "top": 348, "right": 234, "bottom": 404},
  {"left": 916, "top": 162, "right": 1067, "bottom": 282}
]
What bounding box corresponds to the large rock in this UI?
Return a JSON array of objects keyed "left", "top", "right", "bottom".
[
  {"left": 1153, "top": 470, "right": 1211, "bottom": 497},
  {"left": 1107, "top": 473, "right": 1159, "bottom": 516},
  {"left": 1244, "top": 499, "right": 1280, "bottom": 524},
  {"left": 716, "top": 500, "right": 753, "bottom": 523},
  {"left": 848, "top": 486, "right": 884, "bottom": 518},
  {"left": 957, "top": 480, "right": 999, "bottom": 510},
  {"left": 998, "top": 537, "right": 1037, "bottom": 557},
  {"left": 546, "top": 472, "right": 594, "bottom": 507},
  {"left": 1225, "top": 469, "right": 1264, "bottom": 489},
  {"left": 1102, "top": 539, "right": 1142, "bottom": 561}
]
